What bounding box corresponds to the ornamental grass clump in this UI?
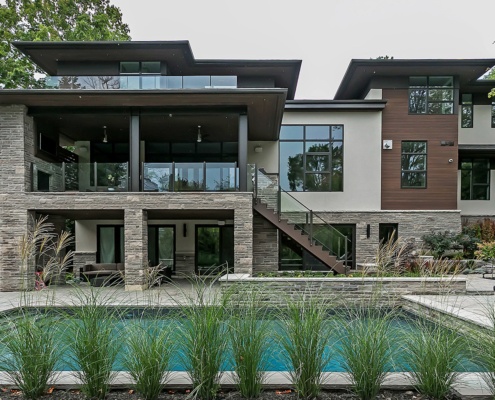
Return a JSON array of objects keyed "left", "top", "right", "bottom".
[
  {"left": 227, "top": 286, "right": 272, "bottom": 398},
  {"left": 0, "top": 307, "right": 61, "bottom": 399},
  {"left": 336, "top": 306, "right": 399, "bottom": 400},
  {"left": 176, "top": 276, "right": 230, "bottom": 400},
  {"left": 62, "top": 287, "right": 123, "bottom": 400},
  {"left": 123, "top": 312, "right": 177, "bottom": 400},
  {"left": 276, "top": 294, "right": 334, "bottom": 400},
  {"left": 468, "top": 301, "right": 495, "bottom": 398},
  {"left": 401, "top": 316, "right": 467, "bottom": 400}
]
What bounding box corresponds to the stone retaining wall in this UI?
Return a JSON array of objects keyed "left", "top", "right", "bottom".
[{"left": 220, "top": 275, "right": 467, "bottom": 306}]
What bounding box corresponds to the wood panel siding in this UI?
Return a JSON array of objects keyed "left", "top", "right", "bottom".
[{"left": 382, "top": 89, "right": 458, "bottom": 210}]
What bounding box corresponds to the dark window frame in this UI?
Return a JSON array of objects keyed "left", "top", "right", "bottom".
[
  {"left": 460, "top": 158, "right": 491, "bottom": 200},
  {"left": 148, "top": 225, "right": 176, "bottom": 272},
  {"left": 492, "top": 102, "right": 495, "bottom": 128},
  {"left": 279, "top": 124, "right": 344, "bottom": 192},
  {"left": 409, "top": 76, "right": 454, "bottom": 115},
  {"left": 401, "top": 141, "right": 427, "bottom": 189},
  {"left": 379, "top": 223, "right": 399, "bottom": 244},
  {"left": 96, "top": 225, "right": 124, "bottom": 263}
]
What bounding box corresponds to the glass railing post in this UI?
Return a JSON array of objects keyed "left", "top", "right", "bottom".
[
  {"left": 203, "top": 161, "right": 207, "bottom": 191},
  {"left": 235, "top": 162, "right": 238, "bottom": 191},
  {"left": 344, "top": 240, "right": 348, "bottom": 275},
  {"left": 62, "top": 162, "right": 66, "bottom": 192},
  {"left": 309, "top": 210, "right": 313, "bottom": 246},
  {"left": 30, "top": 162, "right": 34, "bottom": 192},
  {"left": 93, "top": 162, "right": 98, "bottom": 192},
  {"left": 171, "top": 162, "right": 175, "bottom": 192}
]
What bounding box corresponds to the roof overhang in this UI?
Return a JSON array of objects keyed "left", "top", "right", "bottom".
[
  {"left": 13, "top": 41, "right": 301, "bottom": 99},
  {"left": 335, "top": 59, "right": 495, "bottom": 100},
  {"left": 0, "top": 89, "right": 287, "bottom": 140}
]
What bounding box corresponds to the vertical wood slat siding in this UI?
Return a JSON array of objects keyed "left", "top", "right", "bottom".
[{"left": 381, "top": 89, "right": 458, "bottom": 210}]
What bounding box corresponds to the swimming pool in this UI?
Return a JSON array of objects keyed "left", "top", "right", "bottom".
[{"left": 0, "top": 307, "right": 482, "bottom": 373}]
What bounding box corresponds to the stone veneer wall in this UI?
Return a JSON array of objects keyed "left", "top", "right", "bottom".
[
  {"left": 72, "top": 251, "right": 97, "bottom": 279},
  {"left": 253, "top": 214, "right": 278, "bottom": 273},
  {"left": 0, "top": 192, "right": 254, "bottom": 291},
  {"left": 316, "top": 211, "right": 462, "bottom": 264},
  {"left": 220, "top": 276, "right": 467, "bottom": 307}
]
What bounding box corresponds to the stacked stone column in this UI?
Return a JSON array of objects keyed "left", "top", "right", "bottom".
[{"left": 124, "top": 208, "right": 148, "bottom": 290}]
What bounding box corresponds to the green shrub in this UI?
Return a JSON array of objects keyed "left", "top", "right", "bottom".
[
  {"left": 475, "top": 241, "right": 495, "bottom": 261},
  {"left": 421, "top": 231, "right": 459, "bottom": 258}
]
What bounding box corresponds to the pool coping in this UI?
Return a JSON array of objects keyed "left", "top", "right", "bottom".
[{"left": 0, "top": 371, "right": 491, "bottom": 398}]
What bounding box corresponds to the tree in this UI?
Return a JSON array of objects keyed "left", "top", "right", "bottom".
[{"left": 0, "top": 0, "right": 131, "bottom": 89}]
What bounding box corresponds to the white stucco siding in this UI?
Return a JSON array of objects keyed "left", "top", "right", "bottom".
[
  {"left": 459, "top": 105, "right": 495, "bottom": 145},
  {"left": 280, "top": 111, "right": 382, "bottom": 212},
  {"left": 75, "top": 219, "right": 232, "bottom": 253},
  {"left": 247, "top": 141, "right": 278, "bottom": 173},
  {"left": 365, "top": 89, "right": 383, "bottom": 100},
  {"left": 458, "top": 170, "right": 495, "bottom": 216}
]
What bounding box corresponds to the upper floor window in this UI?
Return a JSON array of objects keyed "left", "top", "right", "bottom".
[
  {"left": 460, "top": 159, "right": 490, "bottom": 200},
  {"left": 120, "top": 62, "right": 161, "bottom": 74},
  {"left": 279, "top": 125, "right": 343, "bottom": 192},
  {"left": 461, "top": 94, "right": 473, "bottom": 128},
  {"left": 409, "top": 76, "right": 454, "bottom": 115},
  {"left": 492, "top": 102, "right": 495, "bottom": 128},
  {"left": 401, "top": 141, "right": 427, "bottom": 188}
]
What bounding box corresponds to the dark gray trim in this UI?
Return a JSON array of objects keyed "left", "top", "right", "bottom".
[
  {"left": 238, "top": 114, "right": 248, "bottom": 191},
  {"left": 285, "top": 100, "right": 387, "bottom": 110},
  {"left": 459, "top": 144, "right": 495, "bottom": 151}
]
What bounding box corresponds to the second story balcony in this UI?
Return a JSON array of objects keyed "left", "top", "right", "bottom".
[{"left": 44, "top": 75, "right": 237, "bottom": 90}]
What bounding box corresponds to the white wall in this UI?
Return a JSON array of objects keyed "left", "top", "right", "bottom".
[
  {"left": 458, "top": 170, "right": 495, "bottom": 216},
  {"left": 280, "top": 111, "right": 382, "bottom": 211},
  {"left": 365, "top": 89, "right": 383, "bottom": 100},
  {"left": 247, "top": 141, "right": 278, "bottom": 173},
  {"left": 75, "top": 219, "right": 234, "bottom": 253},
  {"left": 459, "top": 105, "right": 495, "bottom": 145}
]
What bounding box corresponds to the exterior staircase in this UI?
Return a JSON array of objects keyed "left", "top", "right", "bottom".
[{"left": 252, "top": 167, "right": 349, "bottom": 274}]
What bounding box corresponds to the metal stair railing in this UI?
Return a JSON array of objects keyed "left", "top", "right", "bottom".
[{"left": 252, "top": 165, "right": 351, "bottom": 273}]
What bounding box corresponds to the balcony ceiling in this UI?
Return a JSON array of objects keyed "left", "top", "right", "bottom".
[{"left": 3, "top": 89, "right": 287, "bottom": 141}]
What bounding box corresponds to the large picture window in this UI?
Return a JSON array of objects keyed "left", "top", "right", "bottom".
[
  {"left": 461, "top": 94, "right": 473, "bottom": 128},
  {"left": 401, "top": 141, "right": 427, "bottom": 188},
  {"left": 409, "top": 76, "right": 454, "bottom": 115},
  {"left": 279, "top": 125, "right": 343, "bottom": 192},
  {"left": 460, "top": 159, "right": 490, "bottom": 200}
]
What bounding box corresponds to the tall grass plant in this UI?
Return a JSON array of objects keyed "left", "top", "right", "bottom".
[
  {"left": 336, "top": 306, "right": 399, "bottom": 400},
  {"left": 123, "top": 312, "right": 176, "bottom": 400},
  {"left": 227, "top": 285, "right": 272, "bottom": 398},
  {"left": 276, "top": 293, "right": 334, "bottom": 400},
  {"left": 401, "top": 315, "right": 467, "bottom": 399},
  {"left": 61, "top": 287, "right": 123, "bottom": 400},
  {"left": 176, "top": 276, "right": 230, "bottom": 400},
  {"left": 0, "top": 305, "right": 61, "bottom": 399}
]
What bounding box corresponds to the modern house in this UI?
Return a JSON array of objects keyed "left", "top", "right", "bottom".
[{"left": 0, "top": 40, "right": 494, "bottom": 291}]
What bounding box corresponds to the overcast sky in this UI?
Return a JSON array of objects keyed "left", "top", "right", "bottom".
[{"left": 113, "top": 0, "right": 494, "bottom": 99}]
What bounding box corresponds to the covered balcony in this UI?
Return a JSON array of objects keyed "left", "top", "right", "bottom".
[{"left": 31, "top": 110, "right": 250, "bottom": 193}]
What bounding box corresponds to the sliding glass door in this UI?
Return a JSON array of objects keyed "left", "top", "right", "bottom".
[
  {"left": 97, "top": 225, "right": 124, "bottom": 263},
  {"left": 196, "top": 225, "right": 234, "bottom": 275},
  {"left": 148, "top": 226, "right": 175, "bottom": 270}
]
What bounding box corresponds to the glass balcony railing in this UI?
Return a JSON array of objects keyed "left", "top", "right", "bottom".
[
  {"left": 44, "top": 75, "right": 237, "bottom": 90},
  {"left": 31, "top": 161, "right": 238, "bottom": 192},
  {"left": 143, "top": 162, "right": 238, "bottom": 192},
  {"left": 32, "top": 162, "right": 129, "bottom": 192}
]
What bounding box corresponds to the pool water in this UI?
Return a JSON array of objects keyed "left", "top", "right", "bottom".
[{"left": 0, "top": 308, "right": 482, "bottom": 373}]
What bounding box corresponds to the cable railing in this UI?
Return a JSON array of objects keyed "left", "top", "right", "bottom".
[{"left": 252, "top": 165, "right": 351, "bottom": 272}]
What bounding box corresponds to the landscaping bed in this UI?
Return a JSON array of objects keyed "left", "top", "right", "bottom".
[{"left": 0, "top": 388, "right": 442, "bottom": 400}]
